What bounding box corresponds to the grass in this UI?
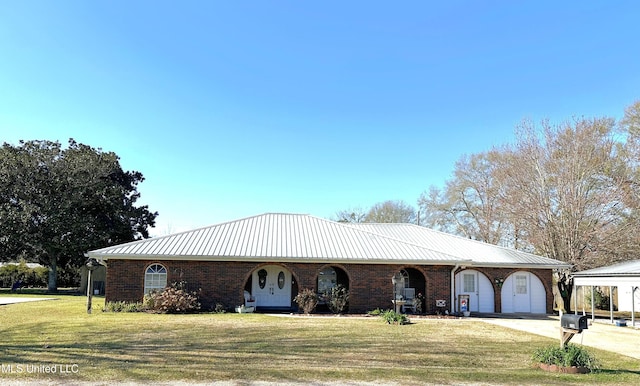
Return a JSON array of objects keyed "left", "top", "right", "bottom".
[{"left": 1, "top": 293, "right": 639, "bottom": 384}]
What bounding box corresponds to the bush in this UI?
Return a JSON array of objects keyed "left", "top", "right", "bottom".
[
  {"left": 102, "top": 301, "right": 145, "bottom": 313},
  {"left": 381, "top": 310, "right": 410, "bottom": 325},
  {"left": 294, "top": 288, "right": 318, "bottom": 314},
  {"left": 144, "top": 282, "right": 201, "bottom": 314},
  {"left": 585, "top": 287, "right": 616, "bottom": 311},
  {"left": 323, "top": 285, "right": 349, "bottom": 314},
  {"left": 0, "top": 261, "right": 49, "bottom": 288},
  {"left": 532, "top": 344, "right": 599, "bottom": 370},
  {"left": 367, "top": 308, "right": 384, "bottom": 316},
  {"left": 213, "top": 303, "right": 227, "bottom": 313}
]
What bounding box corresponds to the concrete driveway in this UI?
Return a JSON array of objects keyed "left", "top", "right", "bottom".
[
  {"left": 479, "top": 314, "right": 640, "bottom": 359},
  {"left": 0, "top": 297, "right": 56, "bottom": 305}
]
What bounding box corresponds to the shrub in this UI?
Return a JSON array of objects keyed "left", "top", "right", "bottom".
[
  {"left": 532, "top": 344, "right": 599, "bottom": 370},
  {"left": 323, "top": 285, "right": 349, "bottom": 314},
  {"left": 585, "top": 287, "right": 616, "bottom": 311},
  {"left": 213, "top": 303, "right": 227, "bottom": 313},
  {"left": 0, "top": 261, "right": 49, "bottom": 288},
  {"left": 367, "top": 308, "right": 385, "bottom": 316},
  {"left": 294, "top": 288, "right": 318, "bottom": 314},
  {"left": 144, "top": 282, "right": 201, "bottom": 314},
  {"left": 103, "top": 301, "right": 145, "bottom": 313},
  {"left": 381, "top": 310, "right": 410, "bottom": 325}
]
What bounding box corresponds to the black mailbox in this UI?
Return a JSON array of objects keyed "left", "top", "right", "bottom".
[{"left": 561, "top": 314, "right": 588, "bottom": 332}]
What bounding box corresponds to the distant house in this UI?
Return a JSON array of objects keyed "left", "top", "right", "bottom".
[{"left": 87, "top": 213, "right": 570, "bottom": 314}]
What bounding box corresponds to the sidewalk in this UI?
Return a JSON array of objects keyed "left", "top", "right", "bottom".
[{"left": 479, "top": 314, "right": 640, "bottom": 359}]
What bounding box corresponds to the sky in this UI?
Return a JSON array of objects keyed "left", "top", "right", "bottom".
[{"left": 1, "top": 1, "right": 639, "bottom": 236}]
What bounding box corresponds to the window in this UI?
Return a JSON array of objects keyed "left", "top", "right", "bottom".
[
  {"left": 463, "top": 274, "right": 475, "bottom": 293},
  {"left": 144, "top": 264, "right": 167, "bottom": 294},
  {"left": 401, "top": 269, "right": 410, "bottom": 288},
  {"left": 516, "top": 274, "right": 528, "bottom": 295},
  {"left": 318, "top": 267, "right": 337, "bottom": 294}
]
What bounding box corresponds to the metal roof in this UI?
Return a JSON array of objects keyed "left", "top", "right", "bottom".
[
  {"left": 572, "top": 260, "right": 640, "bottom": 277},
  {"left": 87, "top": 213, "right": 569, "bottom": 268},
  {"left": 350, "top": 223, "right": 570, "bottom": 268},
  {"left": 88, "top": 213, "right": 466, "bottom": 264}
]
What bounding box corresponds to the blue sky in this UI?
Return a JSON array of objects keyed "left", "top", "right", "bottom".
[{"left": 1, "top": 1, "right": 639, "bottom": 236}]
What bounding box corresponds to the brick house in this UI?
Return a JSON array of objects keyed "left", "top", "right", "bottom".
[{"left": 87, "top": 213, "right": 570, "bottom": 314}]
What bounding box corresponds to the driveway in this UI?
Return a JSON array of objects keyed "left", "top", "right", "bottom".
[
  {"left": 0, "top": 297, "right": 56, "bottom": 305},
  {"left": 479, "top": 314, "right": 640, "bottom": 359}
]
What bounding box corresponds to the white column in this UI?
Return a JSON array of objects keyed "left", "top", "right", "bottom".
[
  {"left": 591, "top": 286, "right": 595, "bottom": 322},
  {"left": 609, "top": 286, "right": 614, "bottom": 324}
]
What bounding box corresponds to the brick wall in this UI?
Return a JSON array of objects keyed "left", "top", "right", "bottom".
[{"left": 106, "top": 259, "right": 554, "bottom": 314}]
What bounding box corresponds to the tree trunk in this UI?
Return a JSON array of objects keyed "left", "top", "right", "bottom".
[{"left": 48, "top": 256, "right": 57, "bottom": 292}]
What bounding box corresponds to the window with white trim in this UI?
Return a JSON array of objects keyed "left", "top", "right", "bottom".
[
  {"left": 515, "top": 274, "right": 528, "bottom": 295},
  {"left": 144, "top": 264, "right": 167, "bottom": 294},
  {"left": 463, "top": 273, "right": 475, "bottom": 293}
]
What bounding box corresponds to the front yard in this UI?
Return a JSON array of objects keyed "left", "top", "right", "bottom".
[{"left": 0, "top": 293, "right": 639, "bottom": 385}]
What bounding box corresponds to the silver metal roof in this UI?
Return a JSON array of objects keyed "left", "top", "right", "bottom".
[
  {"left": 572, "top": 260, "right": 640, "bottom": 277},
  {"left": 350, "top": 223, "right": 570, "bottom": 268},
  {"left": 88, "top": 213, "right": 465, "bottom": 264},
  {"left": 87, "top": 213, "right": 569, "bottom": 268}
]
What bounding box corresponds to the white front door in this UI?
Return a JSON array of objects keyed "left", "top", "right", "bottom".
[
  {"left": 513, "top": 273, "right": 531, "bottom": 313},
  {"left": 459, "top": 271, "right": 479, "bottom": 312},
  {"left": 252, "top": 265, "right": 292, "bottom": 308}
]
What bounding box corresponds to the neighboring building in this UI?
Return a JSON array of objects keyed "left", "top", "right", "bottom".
[{"left": 87, "top": 213, "right": 570, "bottom": 314}]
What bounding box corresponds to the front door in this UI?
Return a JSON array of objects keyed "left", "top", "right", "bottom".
[
  {"left": 513, "top": 273, "right": 531, "bottom": 312},
  {"left": 252, "top": 265, "right": 292, "bottom": 309},
  {"left": 457, "top": 270, "right": 480, "bottom": 312}
]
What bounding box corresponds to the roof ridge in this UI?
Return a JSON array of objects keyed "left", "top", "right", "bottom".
[
  {"left": 353, "top": 222, "right": 562, "bottom": 262},
  {"left": 339, "top": 221, "right": 467, "bottom": 263}
]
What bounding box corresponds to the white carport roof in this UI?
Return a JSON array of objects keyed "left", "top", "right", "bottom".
[
  {"left": 87, "top": 213, "right": 569, "bottom": 269},
  {"left": 572, "top": 260, "right": 640, "bottom": 287}
]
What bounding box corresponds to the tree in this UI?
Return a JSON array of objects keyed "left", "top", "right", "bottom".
[
  {"left": 365, "top": 200, "right": 417, "bottom": 223},
  {"left": 497, "top": 117, "right": 639, "bottom": 272},
  {"left": 334, "top": 207, "right": 367, "bottom": 223},
  {"left": 418, "top": 151, "right": 511, "bottom": 246},
  {"left": 334, "top": 200, "right": 417, "bottom": 224},
  {"left": 0, "top": 139, "right": 158, "bottom": 291}
]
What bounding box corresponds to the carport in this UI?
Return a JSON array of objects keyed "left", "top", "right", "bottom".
[{"left": 572, "top": 260, "right": 640, "bottom": 327}]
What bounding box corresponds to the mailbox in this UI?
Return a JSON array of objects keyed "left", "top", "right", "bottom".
[{"left": 561, "top": 314, "right": 588, "bottom": 332}]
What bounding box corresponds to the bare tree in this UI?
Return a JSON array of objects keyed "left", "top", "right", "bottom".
[
  {"left": 496, "top": 117, "right": 640, "bottom": 272},
  {"left": 364, "top": 200, "right": 417, "bottom": 224},
  {"left": 419, "top": 151, "right": 510, "bottom": 246},
  {"left": 334, "top": 207, "right": 367, "bottom": 223}
]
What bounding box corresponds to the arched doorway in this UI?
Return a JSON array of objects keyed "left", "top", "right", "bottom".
[
  {"left": 316, "top": 265, "right": 349, "bottom": 312},
  {"left": 501, "top": 271, "right": 546, "bottom": 313},
  {"left": 249, "top": 265, "right": 293, "bottom": 309},
  {"left": 396, "top": 268, "right": 426, "bottom": 313},
  {"left": 454, "top": 269, "right": 495, "bottom": 313}
]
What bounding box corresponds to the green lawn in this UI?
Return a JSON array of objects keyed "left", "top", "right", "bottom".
[{"left": 1, "top": 293, "right": 639, "bottom": 385}]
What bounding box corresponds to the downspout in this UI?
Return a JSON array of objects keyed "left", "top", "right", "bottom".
[{"left": 451, "top": 264, "right": 460, "bottom": 314}]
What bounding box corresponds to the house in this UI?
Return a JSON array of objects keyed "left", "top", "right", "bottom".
[
  {"left": 571, "top": 260, "right": 640, "bottom": 326},
  {"left": 86, "top": 213, "right": 570, "bottom": 314}
]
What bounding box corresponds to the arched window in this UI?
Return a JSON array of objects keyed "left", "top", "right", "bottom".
[
  {"left": 401, "top": 269, "right": 410, "bottom": 288},
  {"left": 318, "top": 267, "right": 337, "bottom": 294},
  {"left": 144, "top": 264, "right": 167, "bottom": 294}
]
